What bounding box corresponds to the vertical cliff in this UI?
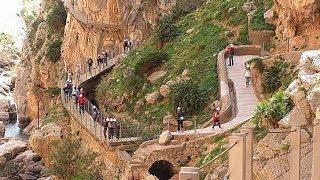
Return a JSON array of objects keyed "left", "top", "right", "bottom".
[{"left": 14, "top": 0, "right": 67, "bottom": 127}]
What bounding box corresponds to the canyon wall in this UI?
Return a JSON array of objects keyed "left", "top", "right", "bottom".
[
  {"left": 15, "top": 0, "right": 176, "bottom": 126},
  {"left": 273, "top": 0, "right": 320, "bottom": 49}
]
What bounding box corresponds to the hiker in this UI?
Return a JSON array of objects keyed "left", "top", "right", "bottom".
[
  {"left": 67, "top": 72, "right": 73, "bottom": 82},
  {"left": 63, "top": 84, "right": 69, "bottom": 100},
  {"left": 212, "top": 107, "right": 221, "bottom": 129},
  {"left": 78, "top": 94, "right": 86, "bottom": 115},
  {"left": 124, "top": 39, "right": 129, "bottom": 53},
  {"left": 227, "top": 44, "right": 235, "bottom": 66},
  {"left": 103, "top": 117, "right": 109, "bottom": 139},
  {"left": 92, "top": 106, "right": 99, "bottom": 124},
  {"left": 177, "top": 107, "right": 185, "bottom": 132},
  {"left": 87, "top": 58, "right": 93, "bottom": 75},
  {"left": 108, "top": 118, "right": 115, "bottom": 139},
  {"left": 114, "top": 119, "right": 120, "bottom": 139},
  {"left": 97, "top": 55, "right": 103, "bottom": 70},
  {"left": 72, "top": 86, "right": 79, "bottom": 109},
  {"left": 67, "top": 80, "right": 73, "bottom": 100},
  {"left": 104, "top": 50, "right": 109, "bottom": 66},
  {"left": 245, "top": 64, "right": 251, "bottom": 87}
]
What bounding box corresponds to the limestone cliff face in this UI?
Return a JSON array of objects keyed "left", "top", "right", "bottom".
[
  {"left": 14, "top": 0, "right": 65, "bottom": 127},
  {"left": 61, "top": 0, "right": 176, "bottom": 72},
  {"left": 273, "top": 0, "right": 320, "bottom": 49}
]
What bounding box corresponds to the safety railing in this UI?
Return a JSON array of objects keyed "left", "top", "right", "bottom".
[{"left": 61, "top": 48, "right": 142, "bottom": 145}]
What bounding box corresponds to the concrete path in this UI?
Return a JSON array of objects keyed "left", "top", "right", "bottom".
[{"left": 172, "top": 55, "right": 259, "bottom": 136}]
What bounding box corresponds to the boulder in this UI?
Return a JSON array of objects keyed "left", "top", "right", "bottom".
[
  {"left": 134, "top": 99, "right": 144, "bottom": 114},
  {"left": 19, "top": 174, "right": 37, "bottom": 180},
  {"left": 147, "top": 70, "right": 167, "bottom": 83},
  {"left": 257, "top": 132, "right": 288, "bottom": 158},
  {"left": 307, "top": 85, "right": 320, "bottom": 114},
  {"left": 186, "top": 28, "right": 194, "bottom": 34},
  {"left": 292, "top": 91, "right": 305, "bottom": 105},
  {"left": 158, "top": 130, "right": 172, "bottom": 145},
  {"left": 278, "top": 105, "right": 310, "bottom": 128},
  {"left": 0, "top": 121, "right": 4, "bottom": 137},
  {"left": 159, "top": 85, "right": 171, "bottom": 98},
  {"left": 29, "top": 123, "right": 63, "bottom": 164},
  {"left": 0, "top": 139, "right": 28, "bottom": 161},
  {"left": 145, "top": 92, "right": 160, "bottom": 105},
  {"left": 285, "top": 129, "right": 311, "bottom": 143},
  {"left": 264, "top": 8, "right": 275, "bottom": 24},
  {"left": 242, "top": 1, "right": 256, "bottom": 13},
  {"left": 13, "top": 150, "right": 40, "bottom": 164},
  {"left": 165, "top": 80, "right": 175, "bottom": 86},
  {"left": 0, "top": 156, "right": 6, "bottom": 168},
  {"left": 0, "top": 99, "right": 10, "bottom": 112},
  {"left": 1, "top": 83, "right": 11, "bottom": 93},
  {"left": 163, "top": 115, "right": 175, "bottom": 125},
  {"left": 123, "top": 67, "right": 134, "bottom": 78},
  {"left": 145, "top": 174, "right": 159, "bottom": 180}
]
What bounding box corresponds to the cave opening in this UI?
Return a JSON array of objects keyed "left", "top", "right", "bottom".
[{"left": 148, "top": 160, "right": 175, "bottom": 180}]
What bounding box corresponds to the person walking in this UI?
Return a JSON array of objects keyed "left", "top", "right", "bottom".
[
  {"left": 87, "top": 58, "right": 93, "bottom": 76},
  {"left": 212, "top": 107, "right": 221, "bottom": 129},
  {"left": 97, "top": 55, "right": 103, "bottom": 71},
  {"left": 67, "top": 80, "right": 73, "bottom": 100},
  {"left": 92, "top": 106, "right": 99, "bottom": 124},
  {"left": 227, "top": 44, "right": 235, "bottom": 66},
  {"left": 78, "top": 94, "right": 86, "bottom": 115},
  {"left": 123, "top": 39, "right": 128, "bottom": 54},
  {"left": 72, "top": 86, "right": 79, "bottom": 109},
  {"left": 245, "top": 65, "right": 251, "bottom": 87},
  {"left": 63, "top": 84, "right": 69, "bottom": 100},
  {"left": 108, "top": 118, "right": 115, "bottom": 139},
  {"left": 177, "top": 107, "right": 185, "bottom": 132},
  {"left": 103, "top": 117, "right": 109, "bottom": 139}
]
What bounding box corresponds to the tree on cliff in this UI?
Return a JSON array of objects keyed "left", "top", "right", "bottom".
[{"left": 49, "top": 135, "right": 105, "bottom": 180}]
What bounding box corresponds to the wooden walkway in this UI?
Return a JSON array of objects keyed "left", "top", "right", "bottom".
[{"left": 172, "top": 55, "right": 259, "bottom": 136}]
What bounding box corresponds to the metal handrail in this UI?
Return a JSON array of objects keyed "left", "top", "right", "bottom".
[{"left": 200, "top": 141, "right": 237, "bottom": 170}]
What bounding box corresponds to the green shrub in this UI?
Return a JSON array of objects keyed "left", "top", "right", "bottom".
[
  {"left": 46, "top": 40, "right": 62, "bottom": 62},
  {"left": 172, "top": 0, "right": 206, "bottom": 20},
  {"left": 46, "top": 1, "right": 67, "bottom": 34},
  {"left": 156, "top": 16, "right": 181, "bottom": 43},
  {"left": 250, "top": 1, "right": 275, "bottom": 31},
  {"left": 49, "top": 135, "right": 105, "bottom": 180},
  {"left": 134, "top": 50, "right": 168, "bottom": 75},
  {"left": 238, "top": 25, "right": 249, "bottom": 45},
  {"left": 46, "top": 86, "right": 61, "bottom": 96},
  {"left": 253, "top": 91, "right": 293, "bottom": 128},
  {"left": 250, "top": 58, "right": 265, "bottom": 73},
  {"left": 170, "top": 81, "right": 208, "bottom": 116},
  {"left": 262, "top": 60, "right": 296, "bottom": 94}
]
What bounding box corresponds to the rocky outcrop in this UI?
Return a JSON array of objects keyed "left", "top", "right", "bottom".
[
  {"left": 158, "top": 130, "right": 172, "bottom": 145},
  {"left": 272, "top": 0, "right": 320, "bottom": 49},
  {"left": 29, "top": 123, "right": 63, "bottom": 164},
  {"left": 0, "top": 138, "right": 49, "bottom": 179}
]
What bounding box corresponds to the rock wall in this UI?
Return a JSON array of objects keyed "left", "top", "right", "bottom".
[
  {"left": 14, "top": 0, "right": 64, "bottom": 127},
  {"left": 272, "top": 0, "right": 320, "bottom": 49}
]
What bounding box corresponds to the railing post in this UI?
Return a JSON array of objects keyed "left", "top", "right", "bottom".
[
  {"left": 312, "top": 107, "right": 320, "bottom": 180},
  {"left": 194, "top": 117, "right": 197, "bottom": 133},
  {"left": 240, "top": 125, "right": 255, "bottom": 180},
  {"left": 290, "top": 126, "right": 301, "bottom": 180},
  {"left": 229, "top": 133, "right": 246, "bottom": 180}
]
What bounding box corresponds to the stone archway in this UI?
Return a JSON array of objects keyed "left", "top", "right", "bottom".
[{"left": 148, "top": 160, "right": 175, "bottom": 180}]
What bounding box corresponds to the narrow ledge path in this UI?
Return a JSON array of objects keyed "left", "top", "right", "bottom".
[{"left": 172, "top": 55, "right": 259, "bottom": 136}]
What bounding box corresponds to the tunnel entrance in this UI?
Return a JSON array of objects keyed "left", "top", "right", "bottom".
[{"left": 148, "top": 160, "right": 174, "bottom": 180}]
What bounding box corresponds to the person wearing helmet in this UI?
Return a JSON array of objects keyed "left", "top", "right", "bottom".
[
  {"left": 177, "top": 107, "right": 185, "bottom": 132},
  {"left": 92, "top": 105, "right": 99, "bottom": 124},
  {"left": 78, "top": 94, "right": 86, "bottom": 115},
  {"left": 212, "top": 107, "right": 221, "bottom": 129}
]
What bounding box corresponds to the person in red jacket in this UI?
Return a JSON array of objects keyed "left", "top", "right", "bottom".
[
  {"left": 227, "top": 44, "right": 235, "bottom": 66},
  {"left": 212, "top": 107, "right": 221, "bottom": 129},
  {"left": 78, "top": 94, "right": 86, "bottom": 115}
]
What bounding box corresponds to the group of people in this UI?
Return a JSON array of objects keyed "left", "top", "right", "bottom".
[
  {"left": 176, "top": 106, "right": 222, "bottom": 132},
  {"left": 227, "top": 44, "right": 251, "bottom": 87},
  {"left": 85, "top": 50, "right": 110, "bottom": 76}
]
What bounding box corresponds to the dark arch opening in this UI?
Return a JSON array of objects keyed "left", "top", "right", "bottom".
[{"left": 148, "top": 160, "right": 174, "bottom": 180}]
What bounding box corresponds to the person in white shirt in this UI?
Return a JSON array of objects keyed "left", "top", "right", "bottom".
[{"left": 245, "top": 65, "right": 251, "bottom": 87}]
